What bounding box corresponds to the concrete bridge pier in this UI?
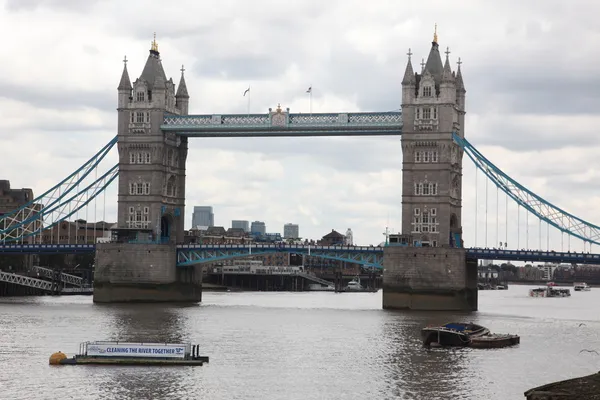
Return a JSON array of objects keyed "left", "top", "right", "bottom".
[
  {"left": 382, "top": 247, "right": 478, "bottom": 311},
  {"left": 93, "top": 243, "right": 202, "bottom": 303}
]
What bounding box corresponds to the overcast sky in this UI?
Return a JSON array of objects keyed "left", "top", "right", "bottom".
[{"left": 1, "top": 0, "right": 599, "bottom": 250}]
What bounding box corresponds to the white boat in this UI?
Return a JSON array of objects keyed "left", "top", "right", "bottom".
[
  {"left": 574, "top": 282, "right": 591, "bottom": 292},
  {"left": 345, "top": 276, "right": 364, "bottom": 291},
  {"left": 308, "top": 283, "right": 335, "bottom": 292}
]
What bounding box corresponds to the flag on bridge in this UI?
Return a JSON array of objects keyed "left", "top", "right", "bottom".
[
  {"left": 243, "top": 87, "right": 250, "bottom": 96},
  {"left": 306, "top": 86, "right": 312, "bottom": 93}
]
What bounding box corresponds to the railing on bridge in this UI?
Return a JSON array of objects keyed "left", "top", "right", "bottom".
[{"left": 0, "top": 244, "right": 96, "bottom": 254}]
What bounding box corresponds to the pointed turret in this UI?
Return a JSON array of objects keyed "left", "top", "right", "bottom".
[
  {"left": 439, "top": 47, "right": 456, "bottom": 103},
  {"left": 402, "top": 49, "right": 416, "bottom": 85},
  {"left": 456, "top": 58, "right": 465, "bottom": 92},
  {"left": 176, "top": 65, "right": 190, "bottom": 114},
  {"left": 402, "top": 49, "right": 417, "bottom": 104},
  {"left": 139, "top": 33, "right": 168, "bottom": 90},
  {"left": 118, "top": 56, "right": 132, "bottom": 108},
  {"left": 456, "top": 58, "right": 466, "bottom": 112},
  {"left": 423, "top": 25, "right": 444, "bottom": 83},
  {"left": 118, "top": 57, "right": 132, "bottom": 90},
  {"left": 176, "top": 66, "right": 189, "bottom": 98},
  {"left": 441, "top": 49, "right": 453, "bottom": 83}
]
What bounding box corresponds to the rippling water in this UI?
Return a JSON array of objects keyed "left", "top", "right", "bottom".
[{"left": 1, "top": 285, "right": 599, "bottom": 400}]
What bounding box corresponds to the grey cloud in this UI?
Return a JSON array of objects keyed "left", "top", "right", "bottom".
[
  {"left": 4, "top": 0, "right": 99, "bottom": 12},
  {"left": 188, "top": 136, "right": 402, "bottom": 173},
  {"left": 194, "top": 54, "right": 288, "bottom": 80},
  {"left": 0, "top": 81, "right": 113, "bottom": 113}
]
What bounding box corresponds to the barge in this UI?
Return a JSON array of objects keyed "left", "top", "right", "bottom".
[
  {"left": 49, "top": 341, "right": 209, "bottom": 366},
  {"left": 422, "top": 322, "right": 520, "bottom": 349}
]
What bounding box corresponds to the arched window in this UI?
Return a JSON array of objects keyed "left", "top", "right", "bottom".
[{"left": 166, "top": 175, "right": 177, "bottom": 197}]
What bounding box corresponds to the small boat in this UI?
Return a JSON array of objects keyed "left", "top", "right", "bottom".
[
  {"left": 574, "top": 282, "right": 591, "bottom": 292},
  {"left": 345, "top": 276, "right": 364, "bottom": 291},
  {"left": 422, "top": 322, "right": 520, "bottom": 349},
  {"left": 421, "top": 322, "right": 489, "bottom": 347},
  {"left": 469, "top": 333, "right": 520, "bottom": 348},
  {"left": 49, "top": 341, "right": 209, "bottom": 366}
]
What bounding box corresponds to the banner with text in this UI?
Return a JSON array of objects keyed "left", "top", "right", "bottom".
[{"left": 86, "top": 343, "right": 186, "bottom": 359}]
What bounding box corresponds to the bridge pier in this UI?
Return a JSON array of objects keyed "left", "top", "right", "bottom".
[
  {"left": 382, "top": 247, "right": 478, "bottom": 311},
  {"left": 93, "top": 243, "right": 202, "bottom": 303}
]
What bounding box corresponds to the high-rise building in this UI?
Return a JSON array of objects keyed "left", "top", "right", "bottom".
[
  {"left": 251, "top": 221, "right": 266, "bottom": 235},
  {"left": 232, "top": 220, "right": 249, "bottom": 232},
  {"left": 192, "top": 206, "right": 214, "bottom": 229},
  {"left": 283, "top": 223, "right": 299, "bottom": 239}
]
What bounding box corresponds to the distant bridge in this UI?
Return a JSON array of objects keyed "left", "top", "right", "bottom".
[{"left": 2, "top": 243, "right": 599, "bottom": 266}]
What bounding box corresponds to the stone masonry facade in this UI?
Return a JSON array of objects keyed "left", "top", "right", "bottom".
[
  {"left": 400, "top": 33, "right": 466, "bottom": 248},
  {"left": 116, "top": 37, "right": 190, "bottom": 243},
  {"left": 383, "top": 32, "right": 477, "bottom": 311}
]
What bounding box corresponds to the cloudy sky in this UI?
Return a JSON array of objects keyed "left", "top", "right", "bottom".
[{"left": 1, "top": 0, "right": 599, "bottom": 250}]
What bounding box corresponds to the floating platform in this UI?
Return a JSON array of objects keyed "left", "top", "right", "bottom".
[{"left": 50, "top": 341, "right": 209, "bottom": 366}]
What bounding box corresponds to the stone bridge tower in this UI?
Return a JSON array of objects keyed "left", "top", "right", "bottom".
[
  {"left": 383, "top": 28, "right": 477, "bottom": 311},
  {"left": 115, "top": 35, "right": 189, "bottom": 244},
  {"left": 94, "top": 36, "right": 201, "bottom": 303},
  {"left": 400, "top": 28, "right": 466, "bottom": 248}
]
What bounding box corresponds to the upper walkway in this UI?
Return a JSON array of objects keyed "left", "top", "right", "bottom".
[{"left": 160, "top": 110, "right": 403, "bottom": 137}]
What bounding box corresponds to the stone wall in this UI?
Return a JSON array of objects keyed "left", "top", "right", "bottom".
[
  {"left": 382, "top": 246, "right": 477, "bottom": 310},
  {"left": 93, "top": 243, "right": 202, "bottom": 303}
]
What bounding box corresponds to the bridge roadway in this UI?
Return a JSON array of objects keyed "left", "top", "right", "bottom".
[{"left": 1, "top": 243, "right": 599, "bottom": 266}]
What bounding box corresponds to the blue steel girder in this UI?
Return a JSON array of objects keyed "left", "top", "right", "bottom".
[
  {"left": 176, "top": 245, "right": 383, "bottom": 268},
  {"left": 161, "top": 111, "right": 403, "bottom": 137},
  {"left": 454, "top": 133, "right": 600, "bottom": 246}
]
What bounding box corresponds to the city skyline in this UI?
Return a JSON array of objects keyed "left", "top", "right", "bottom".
[{"left": 0, "top": 1, "right": 599, "bottom": 247}]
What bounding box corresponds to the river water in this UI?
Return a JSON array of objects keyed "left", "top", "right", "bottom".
[{"left": 1, "top": 285, "right": 599, "bottom": 400}]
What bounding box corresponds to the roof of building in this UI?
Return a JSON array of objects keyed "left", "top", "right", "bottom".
[{"left": 322, "top": 229, "right": 345, "bottom": 239}]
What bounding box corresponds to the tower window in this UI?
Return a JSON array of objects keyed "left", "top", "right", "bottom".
[
  {"left": 415, "top": 152, "right": 421, "bottom": 162},
  {"left": 433, "top": 107, "right": 438, "bottom": 119},
  {"left": 136, "top": 91, "right": 145, "bottom": 102},
  {"left": 423, "top": 108, "right": 431, "bottom": 119},
  {"left": 423, "top": 86, "right": 432, "bottom": 97},
  {"left": 136, "top": 112, "right": 144, "bottom": 123}
]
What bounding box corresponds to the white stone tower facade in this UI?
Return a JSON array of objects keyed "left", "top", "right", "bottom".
[
  {"left": 400, "top": 29, "right": 466, "bottom": 248},
  {"left": 116, "top": 35, "right": 190, "bottom": 244}
]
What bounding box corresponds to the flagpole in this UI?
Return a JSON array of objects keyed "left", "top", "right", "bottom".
[
  {"left": 247, "top": 85, "right": 250, "bottom": 116},
  {"left": 310, "top": 84, "right": 312, "bottom": 115}
]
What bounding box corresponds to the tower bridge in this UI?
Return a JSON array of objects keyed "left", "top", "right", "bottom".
[{"left": 2, "top": 30, "right": 600, "bottom": 309}]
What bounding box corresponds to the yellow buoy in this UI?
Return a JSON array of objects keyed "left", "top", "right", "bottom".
[{"left": 49, "top": 351, "right": 67, "bottom": 365}]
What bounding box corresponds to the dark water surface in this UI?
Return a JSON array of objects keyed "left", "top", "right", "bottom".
[{"left": 1, "top": 285, "right": 599, "bottom": 399}]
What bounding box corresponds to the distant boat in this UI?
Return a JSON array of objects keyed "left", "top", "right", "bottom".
[
  {"left": 345, "top": 276, "right": 364, "bottom": 291},
  {"left": 308, "top": 283, "right": 335, "bottom": 292},
  {"left": 529, "top": 284, "right": 571, "bottom": 298},
  {"left": 574, "top": 282, "right": 591, "bottom": 292}
]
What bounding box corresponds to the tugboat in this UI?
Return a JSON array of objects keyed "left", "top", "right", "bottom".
[{"left": 421, "top": 322, "right": 520, "bottom": 349}]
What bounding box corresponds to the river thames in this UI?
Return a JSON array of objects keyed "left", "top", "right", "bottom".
[{"left": 1, "top": 285, "right": 599, "bottom": 399}]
